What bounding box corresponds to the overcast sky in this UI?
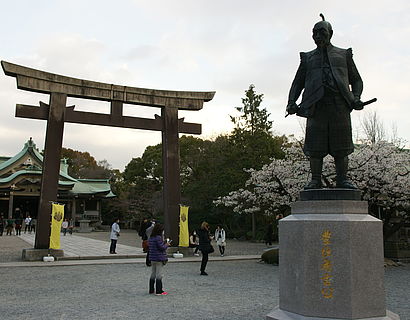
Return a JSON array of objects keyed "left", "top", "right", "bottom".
[{"left": 1, "top": 1, "right": 409, "bottom": 170}]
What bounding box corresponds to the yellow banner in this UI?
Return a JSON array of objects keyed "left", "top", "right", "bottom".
[
  {"left": 50, "top": 203, "right": 65, "bottom": 249},
  {"left": 179, "top": 205, "right": 189, "bottom": 247}
]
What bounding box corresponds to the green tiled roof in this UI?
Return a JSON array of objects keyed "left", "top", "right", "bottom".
[
  {"left": 0, "top": 156, "right": 10, "bottom": 165},
  {"left": 0, "top": 138, "right": 115, "bottom": 198}
]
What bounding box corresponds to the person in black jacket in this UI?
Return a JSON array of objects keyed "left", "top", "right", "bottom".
[{"left": 197, "top": 221, "right": 213, "bottom": 276}]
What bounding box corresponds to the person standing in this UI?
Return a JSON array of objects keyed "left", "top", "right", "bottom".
[
  {"left": 214, "top": 225, "right": 226, "bottom": 257},
  {"left": 68, "top": 219, "right": 74, "bottom": 235},
  {"left": 61, "top": 219, "right": 69, "bottom": 236},
  {"left": 109, "top": 218, "right": 120, "bottom": 254},
  {"left": 139, "top": 219, "right": 149, "bottom": 240},
  {"left": 0, "top": 215, "right": 4, "bottom": 236},
  {"left": 144, "top": 220, "right": 155, "bottom": 266},
  {"left": 189, "top": 230, "right": 200, "bottom": 256},
  {"left": 30, "top": 218, "right": 36, "bottom": 233},
  {"left": 24, "top": 216, "right": 31, "bottom": 233},
  {"left": 148, "top": 223, "right": 170, "bottom": 295},
  {"left": 197, "top": 222, "right": 213, "bottom": 276},
  {"left": 6, "top": 218, "right": 14, "bottom": 236},
  {"left": 14, "top": 217, "right": 22, "bottom": 236}
]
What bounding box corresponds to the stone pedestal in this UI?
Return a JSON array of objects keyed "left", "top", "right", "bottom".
[
  {"left": 22, "top": 248, "right": 64, "bottom": 261},
  {"left": 77, "top": 219, "right": 92, "bottom": 233},
  {"left": 267, "top": 189, "right": 400, "bottom": 320}
]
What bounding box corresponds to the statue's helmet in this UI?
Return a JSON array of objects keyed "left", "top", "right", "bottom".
[
  {"left": 312, "top": 13, "right": 333, "bottom": 46},
  {"left": 313, "top": 13, "right": 333, "bottom": 33}
]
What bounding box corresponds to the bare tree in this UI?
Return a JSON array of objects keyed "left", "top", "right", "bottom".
[{"left": 360, "top": 111, "right": 386, "bottom": 145}]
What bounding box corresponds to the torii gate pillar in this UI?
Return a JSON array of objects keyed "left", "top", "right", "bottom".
[
  {"left": 35, "top": 92, "right": 67, "bottom": 249},
  {"left": 162, "top": 104, "right": 180, "bottom": 242}
]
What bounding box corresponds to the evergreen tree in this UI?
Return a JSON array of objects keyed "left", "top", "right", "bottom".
[{"left": 231, "top": 84, "right": 272, "bottom": 135}]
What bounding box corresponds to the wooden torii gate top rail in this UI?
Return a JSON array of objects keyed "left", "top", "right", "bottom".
[
  {"left": 2, "top": 60, "right": 215, "bottom": 250},
  {"left": 2, "top": 61, "right": 215, "bottom": 133}
]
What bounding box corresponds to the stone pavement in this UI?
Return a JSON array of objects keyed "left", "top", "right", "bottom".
[
  {"left": 0, "top": 231, "right": 261, "bottom": 266},
  {"left": 18, "top": 232, "right": 144, "bottom": 259}
]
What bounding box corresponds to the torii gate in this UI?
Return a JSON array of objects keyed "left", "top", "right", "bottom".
[{"left": 2, "top": 61, "right": 215, "bottom": 250}]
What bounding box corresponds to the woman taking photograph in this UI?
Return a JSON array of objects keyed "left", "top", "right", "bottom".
[
  {"left": 148, "top": 223, "right": 171, "bottom": 295},
  {"left": 197, "top": 221, "right": 213, "bottom": 275}
]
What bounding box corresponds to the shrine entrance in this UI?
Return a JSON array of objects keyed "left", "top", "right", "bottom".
[{"left": 2, "top": 61, "right": 215, "bottom": 249}]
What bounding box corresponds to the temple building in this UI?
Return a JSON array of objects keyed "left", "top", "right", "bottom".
[{"left": 0, "top": 138, "right": 115, "bottom": 224}]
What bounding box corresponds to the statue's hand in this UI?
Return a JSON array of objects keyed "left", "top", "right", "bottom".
[
  {"left": 352, "top": 97, "right": 364, "bottom": 110},
  {"left": 286, "top": 102, "right": 299, "bottom": 115}
]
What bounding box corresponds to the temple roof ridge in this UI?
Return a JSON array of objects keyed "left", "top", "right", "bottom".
[
  {"left": 0, "top": 138, "right": 78, "bottom": 182},
  {"left": 0, "top": 138, "right": 115, "bottom": 198}
]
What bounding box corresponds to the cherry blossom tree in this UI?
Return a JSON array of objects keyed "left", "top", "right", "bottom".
[{"left": 215, "top": 141, "right": 410, "bottom": 239}]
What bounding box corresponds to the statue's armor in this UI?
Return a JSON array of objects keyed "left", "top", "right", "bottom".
[{"left": 288, "top": 44, "right": 363, "bottom": 157}]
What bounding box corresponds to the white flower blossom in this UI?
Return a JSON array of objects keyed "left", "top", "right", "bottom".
[{"left": 214, "top": 142, "right": 410, "bottom": 218}]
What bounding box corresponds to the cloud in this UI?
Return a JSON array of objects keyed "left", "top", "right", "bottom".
[{"left": 1, "top": 1, "right": 410, "bottom": 171}]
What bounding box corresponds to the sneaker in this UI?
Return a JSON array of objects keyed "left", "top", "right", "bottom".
[
  {"left": 200, "top": 271, "right": 208, "bottom": 276},
  {"left": 221, "top": 254, "right": 224, "bottom": 257},
  {"left": 156, "top": 291, "right": 168, "bottom": 296},
  {"left": 194, "top": 253, "right": 199, "bottom": 256}
]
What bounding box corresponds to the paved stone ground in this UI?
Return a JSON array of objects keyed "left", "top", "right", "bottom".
[
  {"left": 0, "top": 230, "right": 271, "bottom": 262},
  {"left": 76, "top": 229, "right": 270, "bottom": 256},
  {"left": 0, "top": 260, "right": 409, "bottom": 320},
  {"left": 0, "top": 234, "right": 29, "bottom": 262},
  {"left": 18, "top": 232, "right": 144, "bottom": 258}
]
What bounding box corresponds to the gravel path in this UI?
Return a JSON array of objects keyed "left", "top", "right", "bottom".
[
  {"left": 1, "top": 231, "right": 408, "bottom": 320},
  {"left": 0, "top": 261, "right": 408, "bottom": 320}
]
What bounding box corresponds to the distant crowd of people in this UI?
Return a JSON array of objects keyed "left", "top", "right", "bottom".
[
  {"left": 0, "top": 214, "right": 36, "bottom": 236},
  {"left": 0, "top": 213, "right": 77, "bottom": 237}
]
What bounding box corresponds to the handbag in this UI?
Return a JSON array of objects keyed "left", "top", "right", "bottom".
[
  {"left": 142, "top": 240, "right": 149, "bottom": 253},
  {"left": 207, "top": 244, "right": 215, "bottom": 254}
]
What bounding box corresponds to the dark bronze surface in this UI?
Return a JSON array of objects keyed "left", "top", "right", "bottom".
[
  {"left": 299, "top": 188, "right": 361, "bottom": 201},
  {"left": 285, "top": 15, "right": 368, "bottom": 189}
]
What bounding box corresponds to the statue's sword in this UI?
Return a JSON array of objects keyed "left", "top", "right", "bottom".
[
  {"left": 285, "top": 97, "right": 377, "bottom": 118},
  {"left": 356, "top": 97, "right": 377, "bottom": 108}
]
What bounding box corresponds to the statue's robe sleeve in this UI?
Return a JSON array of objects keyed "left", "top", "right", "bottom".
[
  {"left": 346, "top": 48, "right": 363, "bottom": 100},
  {"left": 287, "top": 52, "right": 307, "bottom": 104}
]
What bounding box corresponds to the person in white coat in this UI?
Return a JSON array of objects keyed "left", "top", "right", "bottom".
[
  {"left": 214, "top": 225, "right": 226, "bottom": 257},
  {"left": 110, "top": 218, "right": 120, "bottom": 254}
]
